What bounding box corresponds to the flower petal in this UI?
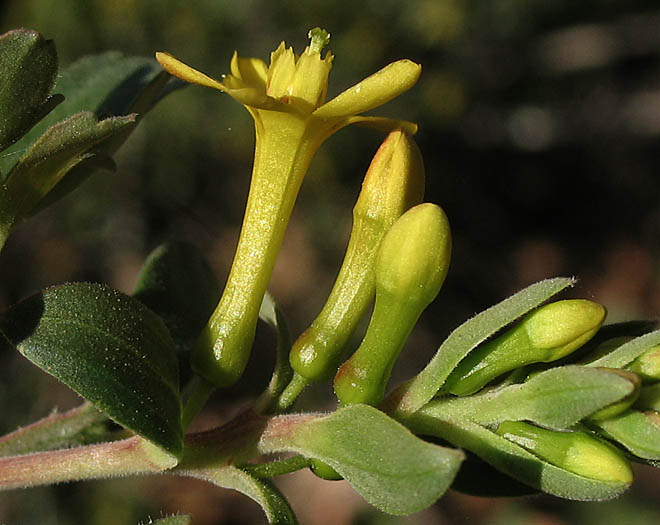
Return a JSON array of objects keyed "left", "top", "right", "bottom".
[
  {"left": 267, "top": 42, "right": 297, "bottom": 99},
  {"left": 313, "top": 60, "right": 422, "bottom": 119},
  {"left": 155, "top": 52, "right": 225, "bottom": 91},
  {"left": 230, "top": 51, "right": 268, "bottom": 90}
]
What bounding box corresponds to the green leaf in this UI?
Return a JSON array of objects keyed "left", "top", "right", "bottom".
[
  {"left": 133, "top": 241, "right": 220, "bottom": 352},
  {"left": 407, "top": 413, "right": 631, "bottom": 500},
  {"left": 593, "top": 410, "right": 660, "bottom": 460},
  {"left": 585, "top": 330, "right": 660, "bottom": 369},
  {"left": 0, "top": 283, "right": 183, "bottom": 458},
  {"left": 390, "top": 277, "right": 575, "bottom": 414},
  {"left": 0, "top": 51, "right": 164, "bottom": 176},
  {"left": 0, "top": 29, "right": 62, "bottom": 153},
  {"left": 0, "top": 52, "right": 175, "bottom": 218},
  {"left": 423, "top": 366, "right": 635, "bottom": 429},
  {"left": 30, "top": 70, "right": 172, "bottom": 213},
  {"left": 182, "top": 466, "right": 298, "bottom": 524},
  {"left": 4, "top": 111, "right": 135, "bottom": 222},
  {"left": 261, "top": 404, "right": 464, "bottom": 515}
]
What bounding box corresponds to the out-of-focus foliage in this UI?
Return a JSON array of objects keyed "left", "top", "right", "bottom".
[{"left": 1, "top": 1, "right": 660, "bottom": 524}]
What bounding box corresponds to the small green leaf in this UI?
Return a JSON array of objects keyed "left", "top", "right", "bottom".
[
  {"left": 4, "top": 111, "right": 135, "bottom": 222},
  {"left": 407, "top": 413, "right": 631, "bottom": 500},
  {"left": 0, "top": 283, "right": 183, "bottom": 458},
  {"left": 390, "top": 277, "right": 575, "bottom": 414},
  {"left": 30, "top": 70, "right": 173, "bottom": 213},
  {"left": 0, "top": 51, "right": 164, "bottom": 176},
  {"left": 261, "top": 404, "right": 464, "bottom": 515},
  {"left": 585, "top": 330, "right": 660, "bottom": 369},
  {"left": 593, "top": 410, "right": 660, "bottom": 460},
  {"left": 183, "top": 466, "right": 298, "bottom": 524},
  {"left": 0, "top": 29, "right": 62, "bottom": 153},
  {"left": 424, "top": 366, "right": 635, "bottom": 429},
  {"left": 133, "top": 241, "right": 220, "bottom": 352}
]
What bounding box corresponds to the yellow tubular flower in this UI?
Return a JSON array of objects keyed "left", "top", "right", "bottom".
[{"left": 156, "top": 29, "right": 422, "bottom": 387}]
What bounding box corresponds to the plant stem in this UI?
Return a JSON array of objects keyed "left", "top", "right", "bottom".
[
  {"left": 181, "top": 376, "right": 216, "bottom": 430},
  {"left": 0, "top": 436, "right": 174, "bottom": 490},
  {"left": 240, "top": 455, "right": 311, "bottom": 479},
  {"left": 274, "top": 373, "right": 309, "bottom": 412},
  {"left": 0, "top": 409, "right": 320, "bottom": 491},
  {"left": 0, "top": 403, "right": 109, "bottom": 457}
]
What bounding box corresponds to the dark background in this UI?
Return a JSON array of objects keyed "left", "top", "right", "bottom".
[{"left": 1, "top": 1, "right": 659, "bottom": 523}]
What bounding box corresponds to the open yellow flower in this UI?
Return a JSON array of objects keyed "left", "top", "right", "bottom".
[{"left": 156, "top": 28, "right": 422, "bottom": 387}]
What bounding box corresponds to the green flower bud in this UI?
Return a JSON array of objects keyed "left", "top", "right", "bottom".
[
  {"left": 588, "top": 369, "right": 641, "bottom": 421},
  {"left": 496, "top": 421, "right": 633, "bottom": 484},
  {"left": 444, "top": 299, "right": 606, "bottom": 396},
  {"left": 334, "top": 203, "right": 451, "bottom": 406},
  {"left": 627, "top": 345, "right": 660, "bottom": 383},
  {"left": 290, "top": 130, "right": 424, "bottom": 382}
]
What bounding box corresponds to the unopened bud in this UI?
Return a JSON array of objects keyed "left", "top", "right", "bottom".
[
  {"left": 290, "top": 130, "right": 424, "bottom": 382},
  {"left": 627, "top": 345, "right": 660, "bottom": 383},
  {"left": 445, "top": 300, "right": 606, "bottom": 396},
  {"left": 496, "top": 421, "right": 632, "bottom": 484},
  {"left": 334, "top": 203, "right": 451, "bottom": 405}
]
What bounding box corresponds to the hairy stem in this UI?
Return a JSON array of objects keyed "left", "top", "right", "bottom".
[
  {"left": 0, "top": 402, "right": 110, "bottom": 457},
  {"left": 0, "top": 409, "right": 321, "bottom": 491},
  {"left": 0, "top": 436, "right": 174, "bottom": 490}
]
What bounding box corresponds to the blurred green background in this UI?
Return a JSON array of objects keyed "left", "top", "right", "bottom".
[{"left": 1, "top": 1, "right": 660, "bottom": 523}]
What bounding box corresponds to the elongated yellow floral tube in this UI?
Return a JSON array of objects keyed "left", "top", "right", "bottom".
[{"left": 192, "top": 114, "right": 320, "bottom": 386}]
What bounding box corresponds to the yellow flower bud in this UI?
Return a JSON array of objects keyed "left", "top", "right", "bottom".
[
  {"left": 445, "top": 299, "right": 606, "bottom": 396},
  {"left": 627, "top": 345, "right": 660, "bottom": 383},
  {"left": 290, "top": 130, "right": 424, "bottom": 382},
  {"left": 376, "top": 203, "right": 451, "bottom": 305},
  {"left": 334, "top": 203, "right": 451, "bottom": 406},
  {"left": 496, "top": 421, "right": 633, "bottom": 484}
]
